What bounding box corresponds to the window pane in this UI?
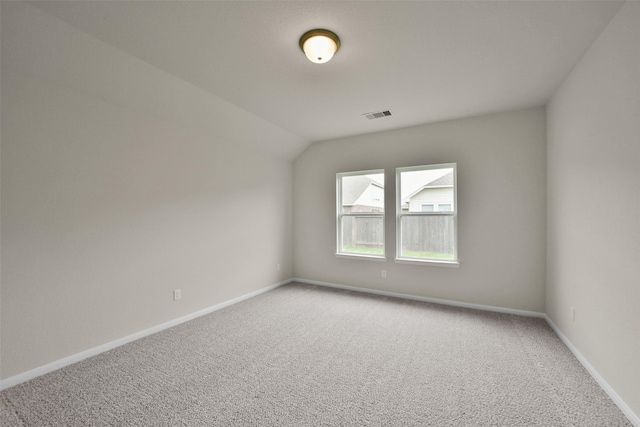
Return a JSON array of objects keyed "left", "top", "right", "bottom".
[
  {"left": 438, "top": 204, "right": 452, "bottom": 212},
  {"left": 421, "top": 204, "right": 434, "bottom": 212},
  {"left": 400, "top": 168, "right": 454, "bottom": 212},
  {"left": 340, "top": 173, "right": 384, "bottom": 213},
  {"left": 400, "top": 215, "right": 454, "bottom": 260},
  {"left": 341, "top": 216, "right": 384, "bottom": 255}
]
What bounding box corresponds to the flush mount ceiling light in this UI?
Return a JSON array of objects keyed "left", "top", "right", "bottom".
[{"left": 299, "top": 29, "right": 341, "bottom": 64}]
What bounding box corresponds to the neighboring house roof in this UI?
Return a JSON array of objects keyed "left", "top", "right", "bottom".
[
  {"left": 342, "top": 176, "right": 383, "bottom": 206},
  {"left": 403, "top": 171, "right": 453, "bottom": 203},
  {"left": 426, "top": 172, "right": 453, "bottom": 187}
]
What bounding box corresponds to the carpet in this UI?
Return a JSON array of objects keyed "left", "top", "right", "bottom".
[{"left": 0, "top": 282, "right": 632, "bottom": 426}]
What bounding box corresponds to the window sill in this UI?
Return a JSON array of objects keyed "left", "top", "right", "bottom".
[
  {"left": 394, "top": 258, "right": 460, "bottom": 268},
  {"left": 336, "top": 253, "right": 387, "bottom": 262}
]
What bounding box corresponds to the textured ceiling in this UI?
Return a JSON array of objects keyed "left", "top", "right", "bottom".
[{"left": 31, "top": 1, "right": 622, "bottom": 144}]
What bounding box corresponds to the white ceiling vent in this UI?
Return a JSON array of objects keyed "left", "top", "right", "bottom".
[{"left": 363, "top": 110, "right": 392, "bottom": 120}]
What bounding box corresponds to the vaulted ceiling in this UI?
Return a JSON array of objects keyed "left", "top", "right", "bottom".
[{"left": 31, "top": 1, "right": 622, "bottom": 144}]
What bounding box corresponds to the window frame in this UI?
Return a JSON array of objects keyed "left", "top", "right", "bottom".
[
  {"left": 395, "top": 163, "right": 459, "bottom": 267},
  {"left": 336, "top": 169, "right": 386, "bottom": 261}
]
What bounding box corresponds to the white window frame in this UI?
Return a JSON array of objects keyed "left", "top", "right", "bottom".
[
  {"left": 336, "top": 169, "right": 386, "bottom": 261},
  {"left": 396, "top": 163, "right": 459, "bottom": 267}
]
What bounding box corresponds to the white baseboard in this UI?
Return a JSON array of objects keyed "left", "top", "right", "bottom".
[
  {"left": 292, "top": 278, "right": 638, "bottom": 426},
  {"left": 3, "top": 277, "right": 637, "bottom": 427},
  {"left": 0, "top": 279, "right": 291, "bottom": 391},
  {"left": 292, "top": 278, "right": 545, "bottom": 318},
  {"left": 544, "top": 316, "right": 639, "bottom": 427}
]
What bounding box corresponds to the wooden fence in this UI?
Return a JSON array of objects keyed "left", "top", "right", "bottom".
[
  {"left": 343, "top": 215, "right": 453, "bottom": 256},
  {"left": 342, "top": 216, "right": 383, "bottom": 249},
  {"left": 400, "top": 215, "right": 454, "bottom": 256}
]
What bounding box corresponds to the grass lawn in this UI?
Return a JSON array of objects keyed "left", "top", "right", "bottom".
[
  {"left": 401, "top": 249, "right": 453, "bottom": 260},
  {"left": 343, "top": 247, "right": 452, "bottom": 260},
  {"left": 343, "top": 246, "right": 384, "bottom": 255}
]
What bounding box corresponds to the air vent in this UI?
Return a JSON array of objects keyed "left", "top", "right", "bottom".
[{"left": 363, "top": 110, "right": 392, "bottom": 120}]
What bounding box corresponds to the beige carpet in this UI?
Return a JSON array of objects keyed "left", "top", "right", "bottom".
[{"left": 0, "top": 282, "right": 632, "bottom": 426}]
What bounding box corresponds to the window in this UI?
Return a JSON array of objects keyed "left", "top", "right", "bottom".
[
  {"left": 396, "top": 163, "right": 458, "bottom": 265},
  {"left": 337, "top": 170, "right": 385, "bottom": 258}
]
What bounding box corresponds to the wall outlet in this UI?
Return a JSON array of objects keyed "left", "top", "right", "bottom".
[
  {"left": 381, "top": 270, "right": 387, "bottom": 278},
  {"left": 570, "top": 306, "right": 575, "bottom": 321},
  {"left": 173, "top": 289, "right": 182, "bottom": 301},
  {"left": 277, "top": 263, "right": 280, "bottom": 271}
]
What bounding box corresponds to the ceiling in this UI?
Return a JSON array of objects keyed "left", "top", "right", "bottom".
[{"left": 30, "top": 1, "right": 622, "bottom": 144}]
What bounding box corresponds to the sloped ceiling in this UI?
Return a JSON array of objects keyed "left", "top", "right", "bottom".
[{"left": 31, "top": 1, "right": 622, "bottom": 149}]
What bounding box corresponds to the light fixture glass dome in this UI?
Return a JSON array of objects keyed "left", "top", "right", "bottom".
[{"left": 299, "top": 29, "right": 340, "bottom": 64}]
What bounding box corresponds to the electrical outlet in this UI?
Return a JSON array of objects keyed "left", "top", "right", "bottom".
[
  {"left": 570, "top": 306, "right": 575, "bottom": 321},
  {"left": 381, "top": 270, "right": 387, "bottom": 278},
  {"left": 277, "top": 263, "right": 280, "bottom": 271},
  {"left": 173, "top": 289, "right": 181, "bottom": 301}
]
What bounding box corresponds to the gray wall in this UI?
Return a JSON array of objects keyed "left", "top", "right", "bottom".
[
  {"left": 2, "top": 3, "right": 637, "bottom": 419},
  {"left": 1, "top": 3, "right": 301, "bottom": 379},
  {"left": 294, "top": 108, "right": 547, "bottom": 313},
  {"left": 546, "top": 1, "right": 640, "bottom": 416}
]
